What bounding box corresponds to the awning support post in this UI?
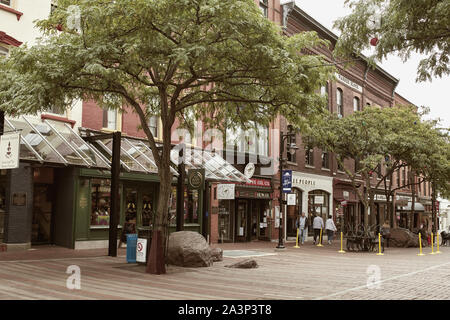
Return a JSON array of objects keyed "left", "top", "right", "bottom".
[{"left": 108, "top": 131, "right": 121, "bottom": 257}]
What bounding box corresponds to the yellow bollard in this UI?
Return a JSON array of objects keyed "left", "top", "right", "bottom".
[
  {"left": 430, "top": 232, "right": 436, "bottom": 255},
  {"left": 317, "top": 228, "right": 323, "bottom": 247},
  {"left": 436, "top": 232, "right": 441, "bottom": 254},
  {"left": 376, "top": 233, "right": 384, "bottom": 256},
  {"left": 418, "top": 233, "right": 425, "bottom": 256},
  {"left": 338, "top": 231, "right": 345, "bottom": 253},
  {"left": 294, "top": 228, "right": 300, "bottom": 248}
]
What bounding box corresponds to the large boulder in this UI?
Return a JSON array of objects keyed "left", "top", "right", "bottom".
[
  {"left": 389, "top": 228, "right": 424, "bottom": 248},
  {"left": 167, "top": 231, "right": 213, "bottom": 267}
]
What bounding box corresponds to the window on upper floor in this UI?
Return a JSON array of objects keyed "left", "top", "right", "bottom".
[
  {"left": 353, "top": 97, "right": 360, "bottom": 112},
  {"left": 337, "top": 157, "right": 344, "bottom": 172},
  {"left": 287, "top": 134, "right": 296, "bottom": 163},
  {"left": 0, "top": 0, "right": 11, "bottom": 6},
  {"left": 47, "top": 105, "right": 65, "bottom": 116},
  {"left": 321, "top": 83, "right": 329, "bottom": 110},
  {"left": 103, "top": 108, "right": 118, "bottom": 130},
  {"left": 336, "top": 88, "right": 343, "bottom": 118},
  {"left": 148, "top": 116, "right": 159, "bottom": 139},
  {"left": 304, "top": 139, "right": 314, "bottom": 167},
  {"left": 321, "top": 149, "right": 329, "bottom": 169},
  {"left": 376, "top": 162, "right": 382, "bottom": 177},
  {"left": 259, "top": 0, "right": 268, "bottom": 17},
  {"left": 0, "top": 46, "right": 8, "bottom": 57},
  {"left": 226, "top": 123, "right": 268, "bottom": 156}
]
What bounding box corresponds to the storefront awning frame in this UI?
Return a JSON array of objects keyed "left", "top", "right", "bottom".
[{"left": 4, "top": 118, "right": 44, "bottom": 163}]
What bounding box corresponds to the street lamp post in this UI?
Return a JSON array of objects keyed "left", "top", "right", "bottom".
[{"left": 277, "top": 125, "right": 298, "bottom": 249}]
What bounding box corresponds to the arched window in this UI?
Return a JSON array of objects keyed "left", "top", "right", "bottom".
[
  {"left": 353, "top": 97, "right": 360, "bottom": 112},
  {"left": 336, "top": 88, "right": 343, "bottom": 118}
]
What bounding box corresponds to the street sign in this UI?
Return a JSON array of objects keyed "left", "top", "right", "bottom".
[
  {"left": 282, "top": 170, "right": 292, "bottom": 193},
  {"left": 136, "top": 238, "right": 147, "bottom": 263},
  {"left": 0, "top": 133, "right": 20, "bottom": 169}
]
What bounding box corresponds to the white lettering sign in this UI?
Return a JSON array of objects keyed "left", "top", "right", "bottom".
[
  {"left": 0, "top": 133, "right": 20, "bottom": 169},
  {"left": 335, "top": 73, "right": 363, "bottom": 93},
  {"left": 217, "top": 184, "right": 235, "bottom": 200}
]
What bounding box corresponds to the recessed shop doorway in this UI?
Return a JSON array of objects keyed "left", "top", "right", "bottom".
[{"left": 32, "top": 168, "right": 56, "bottom": 245}]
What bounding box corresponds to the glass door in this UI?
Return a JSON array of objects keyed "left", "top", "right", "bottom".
[
  {"left": 251, "top": 201, "right": 258, "bottom": 240},
  {"left": 32, "top": 184, "right": 55, "bottom": 244},
  {"left": 218, "top": 200, "right": 232, "bottom": 242},
  {"left": 236, "top": 200, "right": 247, "bottom": 242}
]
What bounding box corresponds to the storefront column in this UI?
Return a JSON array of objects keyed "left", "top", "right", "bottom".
[{"left": 4, "top": 163, "right": 34, "bottom": 250}]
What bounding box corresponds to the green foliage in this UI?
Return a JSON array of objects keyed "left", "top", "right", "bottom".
[
  {"left": 334, "top": 0, "right": 450, "bottom": 82},
  {"left": 0, "top": 0, "right": 334, "bottom": 162}
]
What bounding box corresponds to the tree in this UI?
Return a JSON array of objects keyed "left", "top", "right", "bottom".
[
  {"left": 305, "top": 106, "right": 449, "bottom": 231},
  {"left": 0, "top": 0, "right": 333, "bottom": 273},
  {"left": 333, "top": 0, "right": 450, "bottom": 82}
]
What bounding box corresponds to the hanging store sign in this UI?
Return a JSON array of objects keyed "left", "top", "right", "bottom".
[
  {"left": 217, "top": 184, "right": 235, "bottom": 200},
  {"left": 0, "top": 133, "right": 20, "bottom": 169},
  {"left": 244, "top": 163, "right": 256, "bottom": 179},
  {"left": 187, "top": 169, "right": 205, "bottom": 190}
]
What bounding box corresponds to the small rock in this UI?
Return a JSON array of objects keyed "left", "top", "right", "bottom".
[
  {"left": 225, "top": 259, "right": 258, "bottom": 269},
  {"left": 210, "top": 247, "right": 223, "bottom": 262}
]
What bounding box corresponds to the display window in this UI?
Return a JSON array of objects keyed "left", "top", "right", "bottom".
[
  {"left": 90, "top": 179, "right": 111, "bottom": 226},
  {"left": 218, "top": 200, "right": 233, "bottom": 242}
]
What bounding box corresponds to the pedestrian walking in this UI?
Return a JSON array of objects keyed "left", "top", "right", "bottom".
[
  {"left": 325, "top": 215, "right": 337, "bottom": 244},
  {"left": 313, "top": 214, "right": 324, "bottom": 245},
  {"left": 296, "top": 212, "right": 308, "bottom": 244}
]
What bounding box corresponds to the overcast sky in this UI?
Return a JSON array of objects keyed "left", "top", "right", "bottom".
[{"left": 293, "top": 0, "right": 449, "bottom": 129}]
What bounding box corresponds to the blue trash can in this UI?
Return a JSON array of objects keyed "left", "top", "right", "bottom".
[{"left": 126, "top": 234, "right": 138, "bottom": 263}]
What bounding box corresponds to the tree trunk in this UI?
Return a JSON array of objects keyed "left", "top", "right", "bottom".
[
  {"left": 146, "top": 156, "right": 173, "bottom": 274},
  {"left": 410, "top": 171, "right": 416, "bottom": 231}
]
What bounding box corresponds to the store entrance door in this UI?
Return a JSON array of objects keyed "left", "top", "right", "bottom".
[
  {"left": 236, "top": 200, "right": 248, "bottom": 242},
  {"left": 32, "top": 184, "right": 55, "bottom": 244}
]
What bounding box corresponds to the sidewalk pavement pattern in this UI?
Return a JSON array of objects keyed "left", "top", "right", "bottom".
[{"left": 0, "top": 241, "right": 449, "bottom": 300}]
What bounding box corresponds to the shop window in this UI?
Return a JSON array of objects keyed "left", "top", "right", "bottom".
[
  {"left": 0, "top": 0, "right": 11, "bottom": 6},
  {"left": 259, "top": 0, "right": 268, "bottom": 17},
  {"left": 308, "top": 190, "right": 330, "bottom": 232},
  {"left": 336, "top": 88, "right": 343, "bottom": 118},
  {"left": 91, "top": 179, "right": 111, "bottom": 226},
  {"left": 185, "top": 189, "right": 199, "bottom": 224},
  {"left": 218, "top": 200, "right": 233, "bottom": 242}
]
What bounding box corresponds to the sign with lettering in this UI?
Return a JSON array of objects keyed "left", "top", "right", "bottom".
[
  {"left": 282, "top": 170, "right": 292, "bottom": 193},
  {"left": 187, "top": 169, "right": 205, "bottom": 190},
  {"left": 335, "top": 73, "right": 363, "bottom": 93},
  {"left": 287, "top": 193, "right": 296, "bottom": 206},
  {"left": 136, "top": 238, "right": 147, "bottom": 263},
  {"left": 217, "top": 184, "right": 235, "bottom": 200},
  {"left": 0, "top": 133, "right": 20, "bottom": 169}
]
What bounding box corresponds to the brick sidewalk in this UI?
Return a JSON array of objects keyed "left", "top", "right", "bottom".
[{"left": 0, "top": 241, "right": 449, "bottom": 299}]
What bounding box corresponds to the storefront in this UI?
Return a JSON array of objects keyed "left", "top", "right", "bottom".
[
  {"left": 216, "top": 177, "right": 273, "bottom": 243},
  {"left": 333, "top": 178, "right": 360, "bottom": 233},
  {"left": 291, "top": 172, "right": 333, "bottom": 237},
  {"left": 373, "top": 192, "right": 388, "bottom": 226}
]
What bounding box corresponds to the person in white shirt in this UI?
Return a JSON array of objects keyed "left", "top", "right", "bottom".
[
  {"left": 313, "top": 214, "right": 324, "bottom": 245},
  {"left": 296, "top": 212, "right": 308, "bottom": 244},
  {"left": 325, "top": 215, "right": 337, "bottom": 244}
]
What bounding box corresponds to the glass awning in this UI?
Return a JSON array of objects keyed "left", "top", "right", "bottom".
[
  {"left": 5, "top": 116, "right": 110, "bottom": 169},
  {"left": 171, "top": 147, "right": 251, "bottom": 183}
]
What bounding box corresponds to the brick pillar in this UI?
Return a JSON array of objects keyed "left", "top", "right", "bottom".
[{"left": 4, "top": 163, "right": 34, "bottom": 250}]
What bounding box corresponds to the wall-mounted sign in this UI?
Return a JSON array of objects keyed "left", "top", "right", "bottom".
[
  {"left": 282, "top": 170, "right": 292, "bottom": 193},
  {"left": 287, "top": 193, "right": 296, "bottom": 206},
  {"left": 12, "top": 192, "right": 26, "bottom": 206},
  {"left": 217, "top": 184, "right": 235, "bottom": 200},
  {"left": 244, "top": 163, "right": 255, "bottom": 179},
  {"left": 0, "top": 133, "right": 20, "bottom": 169},
  {"left": 335, "top": 73, "right": 363, "bottom": 93},
  {"left": 343, "top": 191, "right": 350, "bottom": 200},
  {"left": 187, "top": 169, "right": 205, "bottom": 190}
]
